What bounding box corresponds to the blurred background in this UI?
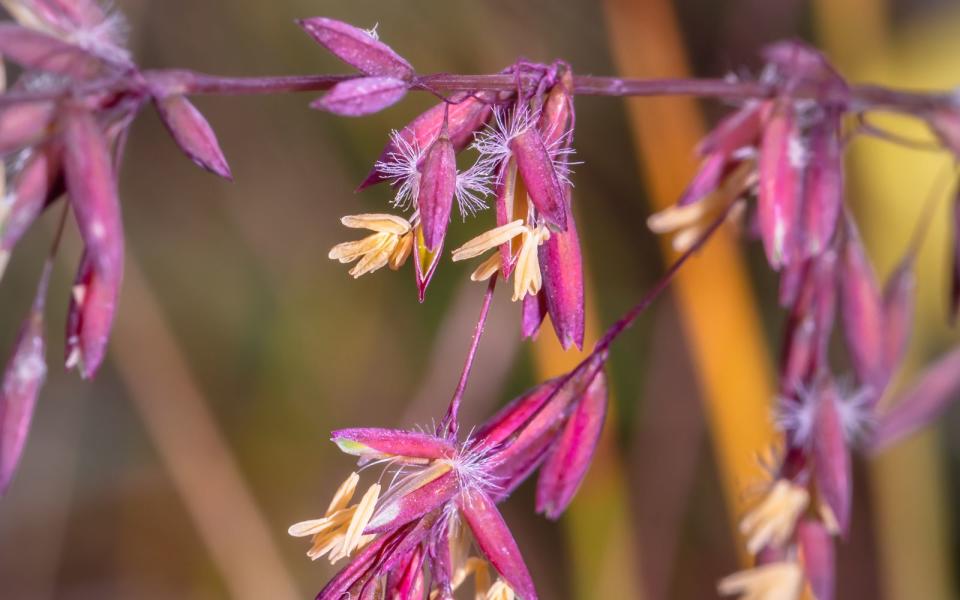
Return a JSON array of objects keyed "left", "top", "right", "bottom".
[{"left": 1, "top": 0, "right": 959, "bottom": 598}]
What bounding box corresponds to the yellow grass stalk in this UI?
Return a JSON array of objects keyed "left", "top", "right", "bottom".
[{"left": 599, "top": 0, "right": 777, "bottom": 565}]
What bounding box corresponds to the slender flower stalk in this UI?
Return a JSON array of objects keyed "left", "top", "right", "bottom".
[
  {"left": 440, "top": 276, "right": 498, "bottom": 440},
  {"left": 0, "top": 69, "right": 955, "bottom": 114}
]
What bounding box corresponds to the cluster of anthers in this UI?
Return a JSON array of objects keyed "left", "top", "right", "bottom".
[
  {"left": 327, "top": 101, "right": 575, "bottom": 310},
  {"left": 322, "top": 38, "right": 586, "bottom": 350},
  {"left": 287, "top": 435, "right": 522, "bottom": 600},
  {"left": 288, "top": 352, "right": 608, "bottom": 600}
]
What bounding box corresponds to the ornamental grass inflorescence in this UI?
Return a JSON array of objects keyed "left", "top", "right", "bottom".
[{"left": 1, "top": 5, "right": 960, "bottom": 600}]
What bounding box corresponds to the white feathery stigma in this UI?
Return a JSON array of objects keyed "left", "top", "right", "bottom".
[
  {"left": 376, "top": 129, "right": 424, "bottom": 211},
  {"left": 472, "top": 104, "right": 580, "bottom": 189},
  {"left": 455, "top": 159, "right": 493, "bottom": 218},
  {"left": 451, "top": 435, "right": 503, "bottom": 497},
  {"left": 774, "top": 386, "right": 817, "bottom": 447},
  {"left": 363, "top": 22, "right": 380, "bottom": 40},
  {"left": 67, "top": 7, "right": 131, "bottom": 63},
  {"left": 834, "top": 384, "right": 874, "bottom": 443},
  {"left": 471, "top": 104, "right": 536, "bottom": 171}
]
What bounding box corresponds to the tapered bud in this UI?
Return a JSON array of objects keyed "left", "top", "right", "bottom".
[
  {"left": 811, "top": 253, "right": 838, "bottom": 366},
  {"left": 882, "top": 259, "right": 914, "bottom": 376},
  {"left": 696, "top": 101, "right": 765, "bottom": 157},
  {"left": 332, "top": 428, "right": 455, "bottom": 461},
  {"left": 802, "top": 111, "right": 843, "bottom": 256},
  {"left": 780, "top": 264, "right": 816, "bottom": 389},
  {"left": 758, "top": 104, "right": 802, "bottom": 270},
  {"left": 317, "top": 521, "right": 421, "bottom": 600},
  {"left": 458, "top": 487, "right": 537, "bottom": 600},
  {"left": 536, "top": 369, "right": 607, "bottom": 518},
  {"left": 494, "top": 158, "right": 524, "bottom": 278},
  {"left": 61, "top": 105, "right": 124, "bottom": 281},
  {"left": 0, "top": 23, "right": 112, "bottom": 77},
  {"left": 154, "top": 94, "right": 232, "bottom": 180},
  {"left": 0, "top": 101, "right": 55, "bottom": 155},
  {"left": 762, "top": 41, "right": 844, "bottom": 88},
  {"left": 520, "top": 292, "right": 547, "bottom": 340},
  {"left": 495, "top": 428, "right": 560, "bottom": 503},
  {"left": 535, "top": 76, "right": 584, "bottom": 349},
  {"left": 475, "top": 377, "right": 563, "bottom": 450},
  {"left": 0, "top": 266, "right": 49, "bottom": 494},
  {"left": 485, "top": 357, "right": 606, "bottom": 498},
  {"left": 65, "top": 251, "right": 122, "bottom": 379},
  {"left": 797, "top": 519, "right": 835, "bottom": 600},
  {"left": 3, "top": 0, "right": 122, "bottom": 51},
  {"left": 387, "top": 546, "right": 425, "bottom": 600},
  {"left": 417, "top": 121, "right": 456, "bottom": 251},
  {"left": 379, "top": 512, "right": 438, "bottom": 576},
  {"left": 780, "top": 253, "right": 838, "bottom": 393},
  {"left": 538, "top": 200, "right": 585, "bottom": 350},
  {"left": 778, "top": 258, "right": 806, "bottom": 309},
  {"left": 367, "top": 468, "right": 457, "bottom": 533},
  {"left": 951, "top": 183, "right": 960, "bottom": 321},
  {"left": 319, "top": 538, "right": 391, "bottom": 600},
  {"left": 812, "top": 390, "right": 851, "bottom": 535},
  {"left": 838, "top": 217, "right": 884, "bottom": 390},
  {"left": 0, "top": 144, "right": 63, "bottom": 272},
  {"left": 42, "top": 0, "right": 105, "bottom": 25},
  {"left": 297, "top": 17, "right": 413, "bottom": 79},
  {"left": 928, "top": 108, "right": 960, "bottom": 157},
  {"left": 510, "top": 128, "right": 567, "bottom": 231},
  {"left": 427, "top": 517, "right": 461, "bottom": 596},
  {"left": 312, "top": 76, "right": 408, "bottom": 117},
  {"left": 359, "top": 94, "right": 492, "bottom": 190},
  {"left": 412, "top": 225, "right": 441, "bottom": 302},
  {"left": 870, "top": 345, "right": 960, "bottom": 452},
  {"left": 781, "top": 316, "right": 816, "bottom": 398},
  {"left": 538, "top": 69, "right": 574, "bottom": 148},
  {"left": 676, "top": 152, "right": 726, "bottom": 207}
]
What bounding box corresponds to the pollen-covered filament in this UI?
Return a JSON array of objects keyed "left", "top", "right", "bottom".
[
  {"left": 287, "top": 472, "right": 381, "bottom": 563},
  {"left": 328, "top": 213, "right": 413, "bottom": 278},
  {"left": 451, "top": 219, "right": 551, "bottom": 301}
]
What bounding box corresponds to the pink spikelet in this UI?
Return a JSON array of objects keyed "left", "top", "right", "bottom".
[{"left": 0, "top": 264, "right": 51, "bottom": 494}]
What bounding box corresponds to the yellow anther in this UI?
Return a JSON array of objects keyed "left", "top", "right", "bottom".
[
  {"left": 816, "top": 497, "right": 840, "bottom": 536},
  {"left": 717, "top": 561, "right": 803, "bottom": 600},
  {"left": 435, "top": 555, "right": 494, "bottom": 600},
  {"left": 348, "top": 234, "right": 397, "bottom": 278},
  {"left": 511, "top": 226, "right": 549, "bottom": 302},
  {"left": 740, "top": 479, "right": 809, "bottom": 555},
  {"left": 647, "top": 192, "right": 726, "bottom": 234},
  {"left": 326, "top": 471, "right": 359, "bottom": 514},
  {"left": 486, "top": 580, "right": 516, "bottom": 600},
  {"left": 470, "top": 253, "right": 501, "bottom": 282},
  {"left": 451, "top": 220, "right": 526, "bottom": 262},
  {"left": 453, "top": 219, "right": 548, "bottom": 302},
  {"left": 390, "top": 231, "right": 414, "bottom": 270},
  {"left": 647, "top": 160, "right": 756, "bottom": 250},
  {"left": 341, "top": 213, "right": 412, "bottom": 235},
  {"left": 330, "top": 214, "right": 413, "bottom": 278},
  {"left": 0, "top": 1, "right": 55, "bottom": 35},
  {"left": 331, "top": 481, "right": 381, "bottom": 562},
  {"left": 288, "top": 472, "right": 381, "bottom": 564}
]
